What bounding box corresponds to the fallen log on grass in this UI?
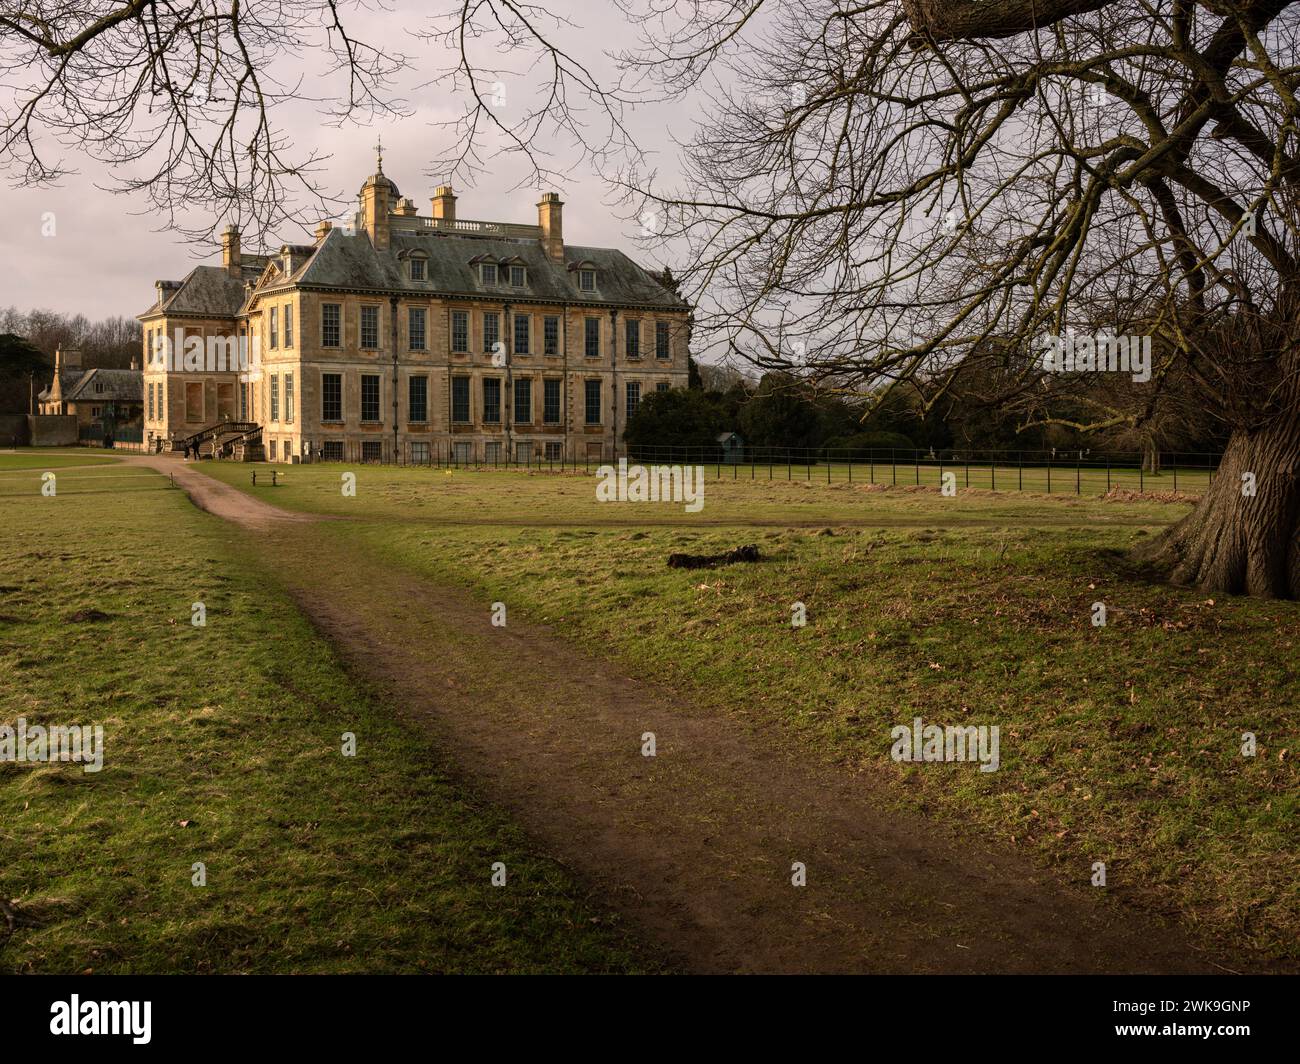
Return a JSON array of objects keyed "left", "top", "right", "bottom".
[{"left": 667, "top": 544, "right": 762, "bottom": 569}]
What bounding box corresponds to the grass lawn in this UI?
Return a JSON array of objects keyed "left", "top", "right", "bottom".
[
  {"left": 0, "top": 450, "right": 123, "bottom": 472},
  {"left": 202, "top": 461, "right": 1299, "bottom": 963},
  {"left": 0, "top": 482, "right": 662, "bottom": 974}
]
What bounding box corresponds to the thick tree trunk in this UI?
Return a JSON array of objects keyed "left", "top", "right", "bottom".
[
  {"left": 1143, "top": 441, "right": 1160, "bottom": 475},
  {"left": 1137, "top": 416, "right": 1300, "bottom": 598},
  {"left": 902, "top": 0, "right": 1113, "bottom": 42}
]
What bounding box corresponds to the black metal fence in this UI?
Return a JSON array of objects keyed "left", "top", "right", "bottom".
[
  {"left": 623, "top": 444, "right": 1220, "bottom": 495},
  {"left": 295, "top": 440, "right": 1220, "bottom": 495}
]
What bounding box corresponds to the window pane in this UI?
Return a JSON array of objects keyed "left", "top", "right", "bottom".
[
  {"left": 481, "top": 263, "right": 497, "bottom": 285},
  {"left": 322, "top": 304, "right": 341, "bottom": 347},
  {"left": 284, "top": 305, "right": 293, "bottom": 347},
  {"left": 270, "top": 374, "right": 279, "bottom": 422},
  {"left": 285, "top": 373, "right": 295, "bottom": 424},
  {"left": 409, "top": 307, "right": 426, "bottom": 351},
  {"left": 656, "top": 320, "right": 670, "bottom": 359},
  {"left": 514, "top": 378, "right": 531, "bottom": 424},
  {"left": 625, "top": 380, "right": 640, "bottom": 418},
  {"left": 544, "top": 316, "right": 559, "bottom": 355},
  {"left": 514, "top": 314, "right": 529, "bottom": 355},
  {"left": 409, "top": 376, "right": 428, "bottom": 422},
  {"left": 483, "top": 378, "right": 501, "bottom": 423},
  {"left": 484, "top": 312, "right": 499, "bottom": 354},
  {"left": 584, "top": 379, "right": 601, "bottom": 424},
  {"left": 322, "top": 373, "right": 342, "bottom": 421},
  {"left": 626, "top": 319, "right": 640, "bottom": 358},
  {"left": 451, "top": 377, "right": 470, "bottom": 423},
  {"left": 360, "top": 306, "right": 379, "bottom": 349},
  {"left": 584, "top": 318, "right": 600, "bottom": 357},
  {"left": 269, "top": 308, "right": 278, "bottom": 349},
  {"left": 361, "top": 375, "right": 380, "bottom": 421},
  {"left": 451, "top": 310, "right": 469, "bottom": 353},
  {"left": 510, "top": 265, "right": 525, "bottom": 286},
  {"left": 543, "top": 378, "right": 561, "bottom": 424}
]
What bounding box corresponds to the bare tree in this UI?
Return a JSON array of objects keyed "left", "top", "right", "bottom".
[
  {"left": 0, "top": 0, "right": 408, "bottom": 241},
  {"left": 607, "top": 0, "right": 1300, "bottom": 598}
]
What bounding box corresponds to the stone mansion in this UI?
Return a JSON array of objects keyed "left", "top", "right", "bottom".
[{"left": 138, "top": 158, "right": 691, "bottom": 463}]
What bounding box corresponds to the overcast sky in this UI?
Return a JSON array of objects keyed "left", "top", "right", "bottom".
[{"left": 0, "top": 1, "right": 700, "bottom": 320}]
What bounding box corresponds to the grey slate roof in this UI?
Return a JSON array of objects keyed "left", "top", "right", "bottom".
[
  {"left": 37, "top": 369, "right": 86, "bottom": 402},
  {"left": 287, "top": 228, "right": 687, "bottom": 309},
  {"left": 139, "top": 262, "right": 264, "bottom": 319},
  {"left": 64, "top": 368, "right": 143, "bottom": 403}
]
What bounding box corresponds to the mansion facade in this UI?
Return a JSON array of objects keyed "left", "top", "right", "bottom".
[{"left": 138, "top": 160, "right": 691, "bottom": 463}]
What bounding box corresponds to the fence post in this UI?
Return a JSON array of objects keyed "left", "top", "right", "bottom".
[
  {"left": 914, "top": 450, "right": 919, "bottom": 486},
  {"left": 892, "top": 449, "right": 897, "bottom": 486},
  {"left": 1106, "top": 457, "right": 1111, "bottom": 493},
  {"left": 1173, "top": 454, "right": 1178, "bottom": 493},
  {"left": 990, "top": 456, "right": 995, "bottom": 491},
  {"left": 1018, "top": 451, "right": 1023, "bottom": 492},
  {"left": 1076, "top": 453, "right": 1081, "bottom": 495},
  {"left": 1047, "top": 456, "right": 1052, "bottom": 494}
]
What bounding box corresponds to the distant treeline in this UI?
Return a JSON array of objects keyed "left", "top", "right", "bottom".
[
  {"left": 626, "top": 360, "right": 1229, "bottom": 461},
  {"left": 0, "top": 308, "right": 143, "bottom": 414}
]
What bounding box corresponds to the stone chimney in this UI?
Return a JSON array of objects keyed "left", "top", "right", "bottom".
[
  {"left": 55, "top": 346, "right": 82, "bottom": 372},
  {"left": 538, "top": 192, "right": 564, "bottom": 263},
  {"left": 360, "top": 173, "right": 393, "bottom": 250},
  {"left": 221, "top": 224, "right": 242, "bottom": 278},
  {"left": 314, "top": 220, "right": 333, "bottom": 242},
  {"left": 431, "top": 185, "right": 457, "bottom": 223}
]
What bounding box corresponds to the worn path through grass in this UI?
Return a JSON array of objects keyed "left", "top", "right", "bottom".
[{"left": 133, "top": 454, "right": 1289, "bottom": 973}]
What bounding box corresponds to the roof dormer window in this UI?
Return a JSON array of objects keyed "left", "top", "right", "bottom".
[
  {"left": 578, "top": 268, "right": 596, "bottom": 292},
  {"left": 510, "top": 265, "right": 526, "bottom": 287},
  {"left": 409, "top": 256, "right": 427, "bottom": 281},
  {"left": 480, "top": 263, "right": 498, "bottom": 285}
]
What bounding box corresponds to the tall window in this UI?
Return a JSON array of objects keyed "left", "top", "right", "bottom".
[
  {"left": 284, "top": 305, "right": 293, "bottom": 348},
  {"left": 625, "top": 319, "right": 640, "bottom": 359},
  {"left": 284, "top": 373, "right": 295, "bottom": 424},
  {"left": 322, "top": 303, "right": 341, "bottom": 347},
  {"left": 409, "top": 376, "right": 428, "bottom": 422},
  {"left": 514, "top": 313, "right": 530, "bottom": 355},
  {"left": 584, "top": 379, "right": 601, "bottom": 425},
  {"left": 270, "top": 374, "right": 279, "bottom": 422},
  {"left": 543, "top": 378, "right": 561, "bottom": 424},
  {"left": 584, "top": 317, "right": 600, "bottom": 358},
  {"left": 655, "top": 320, "right": 670, "bottom": 359},
  {"left": 451, "top": 310, "right": 469, "bottom": 353},
  {"left": 514, "top": 378, "right": 531, "bottom": 424},
  {"left": 451, "top": 376, "right": 470, "bottom": 423},
  {"left": 409, "top": 307, "right": 427, "bottom": 351},
  {"left": 269, "top": 307, "right": 279, "bottom": 349},
  {"left": 483, "top": 378, "right": 501, "bottom": 423},
  {"left": 360, "top": 306, "right": 379, "bottom": 350},
  {"left": 147, "top": 383, "right": 154, "bottom": 421},
  {"left": 361, "top": 374, "right": 380, "bottom": 421},
  {"left": 625, "top": 380, "right": 641, "bottom": 419},
  {"left": 544, "top": 316, "right": 559, "bottom": 355},
  {"left": 483, "top": 312, "right": 500, "bottom": 354},
  {"left": 322, "top": 373, "right": 342, "bottom": 421}
]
